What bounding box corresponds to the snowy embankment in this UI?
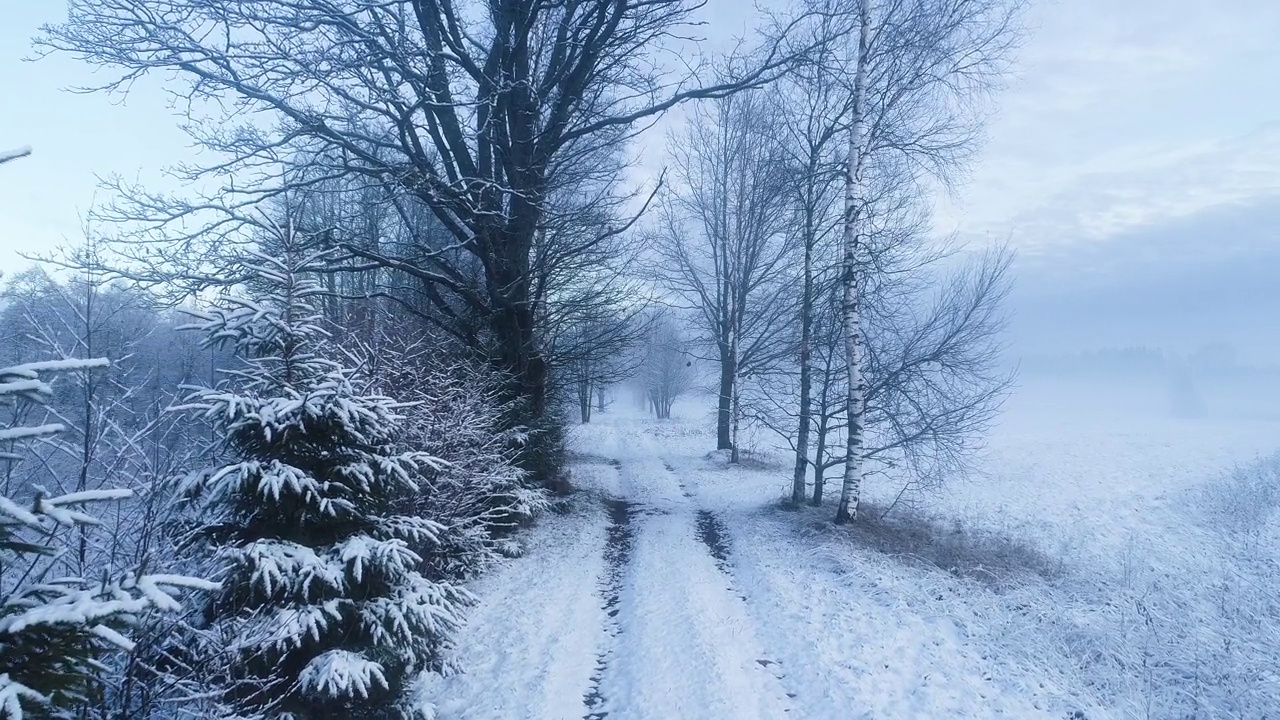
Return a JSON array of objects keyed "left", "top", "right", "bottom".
[{"left": 426, "top": 380, "right": 1280, "bottom": 720}]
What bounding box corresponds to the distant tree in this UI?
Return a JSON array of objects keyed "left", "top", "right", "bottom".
[
  {"left": 173, "top": 223, "right": 472, "bottom": 719},
  {"left": 641, "top": 320, "right": 695, "bottom": 421},
  {"left": 1169, "top": 367, "right": 1206, "bottom": 419},
  {"left": 558, "top": 313, "right": 645, "bottom": 424}
]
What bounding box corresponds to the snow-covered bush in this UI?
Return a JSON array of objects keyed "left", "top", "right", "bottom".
[
  {"left": 173, "top": 232, "right": 483, "bottom": 719},
  {"left": 353, "top": 329, "right": 546, "bottom": 572},
  {"left": 0, "top": 359, "right": 212, "bottom": 720}
]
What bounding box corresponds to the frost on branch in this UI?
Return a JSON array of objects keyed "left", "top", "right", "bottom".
[{"left": 354, "top": 328, "right": 548, "bottom": 575}]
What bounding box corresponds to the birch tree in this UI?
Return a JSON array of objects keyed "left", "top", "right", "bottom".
[
  {"left": 835, "top": 0, "right": 874, "bottom": 524},
  {"left": 819, "top": 0, "right": 1020, "bottom": 523}
]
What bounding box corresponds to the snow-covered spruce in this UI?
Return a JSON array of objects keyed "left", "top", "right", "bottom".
[
  {"left": 173, "top": 234, "right": 476, "bottom": 719},
  {"left": 1, "top": 360, "right": 214, "bottom": 720}
]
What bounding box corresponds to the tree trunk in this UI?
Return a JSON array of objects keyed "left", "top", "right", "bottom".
[
  {"left": 730, "top": 386, "right": 741, "bottom": 464},
  {"left": 791, "top": 206, "right": 815, "bottom": 504},
  {"left": 490, "top": 271, "right": 558, "bottom": 483},
  {"left": 813, "top": 406, "right": 829, "bottom": 506},
  {"left": 835, "top": 0, "right": 872, "bottom": 526},
  {"left": 717, "top": 346, "right": 734, "bottom": 449},
  {"left": 578, "top": 359, "right": 592, "bottom": 423},
  {"left": 729, "top": 325, "right": 741, "bottom": 463}
]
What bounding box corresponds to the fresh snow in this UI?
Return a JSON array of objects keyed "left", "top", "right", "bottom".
[{"left": 423, "top": 379, "right": 1280, "bottom": 719}]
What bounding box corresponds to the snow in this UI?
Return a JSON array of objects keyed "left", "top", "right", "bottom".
[
  {"left": 299, "top": 649, "right": 389, "bottom": 699},
  {"left": 90, "top": 624, "right": 137, "bottom": 652},
  {"left": 577, "top": 450, "right": 793, "bottom": 719},
  {"left": 0, "top": 423, "right": 66, "bottom": 443},
  {"left": 418, "top": 465, "right": 611, "bottom": 720},
  {"left": 0, "top": 675, "right": 45, "bottom": 720},
  {"left": 422, "top": 376, "right": 1280, "bottom": 719},
  {"left": 236, "top": 540, "right": 344, "bottom": 598},
  {"left": 2, "top": 358, "right": 111, "bottom": 374}
]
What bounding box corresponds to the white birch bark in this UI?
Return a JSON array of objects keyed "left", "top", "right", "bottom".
[{"left": 835, "top": 0, "right": 873, "bottom": 525}]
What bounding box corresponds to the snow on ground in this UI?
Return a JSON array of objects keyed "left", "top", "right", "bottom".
[
  {"left": 421, "top": 461, "right": 613, "bottom": 720},
  {"left": 426, "top": 378, "right": 1280, "bottom": 720}
]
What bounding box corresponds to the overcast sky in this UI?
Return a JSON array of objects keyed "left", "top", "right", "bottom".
[{"left": 2, "top": 0, "right": 1278, "bottom": 359}]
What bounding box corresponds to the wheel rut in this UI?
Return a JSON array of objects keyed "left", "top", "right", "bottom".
[
  {"left": 582, "top": 495, "right": 636, "bottom": 720},
  {"left": 584, "top": 455, "right": 794, "bottom": 718},
  {"left": 660, "top": 462, "right": 792, "bottom": 704}
]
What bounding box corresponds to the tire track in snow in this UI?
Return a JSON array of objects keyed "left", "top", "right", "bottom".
[
  {"left": 583, "top": 493, "right": 637, "bottom": 720},
  {"left": 663, "top": 460, "right": 695, "bottom": 499},
  {"left": 585, "top": 451, "right": 794, "bottom": 720},
  {"left": 692, "top": 501, "right": 792, "bottom": 695}
]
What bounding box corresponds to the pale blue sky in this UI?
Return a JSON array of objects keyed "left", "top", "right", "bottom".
[{"left": 2, "top": 0, "right": 1278, "bottom": 356}]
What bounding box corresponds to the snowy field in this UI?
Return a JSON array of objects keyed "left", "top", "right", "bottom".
[{"left": 422, "top": 376, "right": 1280, "bottom": 720}]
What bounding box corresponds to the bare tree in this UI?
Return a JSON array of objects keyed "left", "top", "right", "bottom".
[
  {"left": 862, "top": 248, "right": 1013, "bottom": 508},
  {"left": 559, "top": 312, "right": 645, "bottom": 424},
  {"left": 769, "top": 14, "right": 855, "bottom": 505},
  {"left": 747, "top": 228, "right": 1013, "bottom": 518},
  {"left": 652, "top": 89, "right": 797, "bottom": 459},
  {"left": 811, "top": 0, "right": 1021, "bottom": 523},
  {"left": 39, "top": 0, "right": 813, "bottom": 481},
  {"left": 641, "top": 319, "right": 694, "bottom": 421},
  {"left": 836, "top": 0, "right": 875, "bottom": 525}
]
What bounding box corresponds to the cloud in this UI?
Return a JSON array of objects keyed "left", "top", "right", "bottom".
[{"left": 937, "top": 0, "right": 1280, "bottom": 249}]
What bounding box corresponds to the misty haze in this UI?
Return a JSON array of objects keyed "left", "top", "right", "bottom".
[{"left": 1, "top": 1, "right": 1278, "bottom": 719}]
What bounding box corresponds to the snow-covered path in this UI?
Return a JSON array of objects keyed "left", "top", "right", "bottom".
[
  {"left": 424, "top": 416, "right": 794, "bottom": 720},
  {"left": 587, "top": 428, "right": 793, "bottom": 720},
  {"left": 423, "top": 470, "right": 610, "bottom": 720}
]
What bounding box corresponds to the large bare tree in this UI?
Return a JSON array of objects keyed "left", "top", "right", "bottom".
[{"left": 39, "top": 0, "right": 810, "bottom": 480}]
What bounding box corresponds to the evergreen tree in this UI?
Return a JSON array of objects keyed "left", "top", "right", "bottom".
[{"left": 175, "top": 224, "right": 471, "bottom": 719}]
